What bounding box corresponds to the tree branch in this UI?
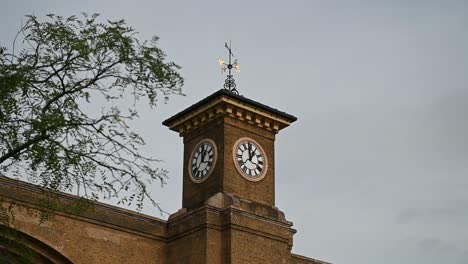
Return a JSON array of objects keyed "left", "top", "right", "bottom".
[{"left": 0, "top": 132, "right": 49, "bottom": 164}]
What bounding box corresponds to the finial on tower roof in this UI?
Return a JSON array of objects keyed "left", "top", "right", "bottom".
[{"left": 218, "top": 41, "right": 240, "bottom": 95}]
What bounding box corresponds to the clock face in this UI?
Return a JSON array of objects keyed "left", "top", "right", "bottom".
[
  {"left": 233, "top": 138, "right": 267, "bottom": 181},
  {"left": 189, "top": 139, "right": 217, "bottom": 183}
]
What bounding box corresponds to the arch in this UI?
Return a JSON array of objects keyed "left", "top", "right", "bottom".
[{"left": 0, "top": 225, "right": 72, "bottom": 264}]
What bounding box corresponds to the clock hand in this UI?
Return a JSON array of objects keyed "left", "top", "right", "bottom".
[
  {"left": 247, "top": 144, "right": 253, "bottom": 161},
  {"left": 249, "top": 146, "right": 255, "bottom": 162},
  {"left": 201, "top": 150, "right": 206, "bottom": 163}
]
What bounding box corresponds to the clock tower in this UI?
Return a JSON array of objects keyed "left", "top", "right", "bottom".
[
  {"left": 163, "top": 89, "right": 299, "bottom": 263},
  {"left": 163, "top": 89, "right": 296, "bottom": 210},
  {"left": 162, "top": 44, "right": 306, "bottom": 264}
]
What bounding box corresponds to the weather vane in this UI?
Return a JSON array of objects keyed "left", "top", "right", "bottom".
[{"left": 218, "top": 41, "right": 240, "bottom": 94}]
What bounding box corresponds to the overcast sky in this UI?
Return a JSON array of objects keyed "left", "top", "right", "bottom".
[{"left": 1, "top": 1, "right": 467, "bottom": 263}]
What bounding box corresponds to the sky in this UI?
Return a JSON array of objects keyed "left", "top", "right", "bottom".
[{"left": 1, "top": 1, "right": 468, "bottom": 263}]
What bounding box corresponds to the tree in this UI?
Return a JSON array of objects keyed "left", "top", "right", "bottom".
[{"left": 0, "top": 13, "right": 184, "bottom": 211}]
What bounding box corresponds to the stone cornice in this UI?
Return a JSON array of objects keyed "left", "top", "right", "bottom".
[
  {"left": 163, "top": 90, "right": 297, "bottom": 136},
  {"left": 166, "top": 205, "right": 294, "bottom": 245}
]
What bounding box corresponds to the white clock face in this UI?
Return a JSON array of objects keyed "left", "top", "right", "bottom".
[
  {"left": 189, "top": 139, "right": 217, "bottom": 183},
  {"left": 233, "top": 138, "right": 267, "bottom": 181}
]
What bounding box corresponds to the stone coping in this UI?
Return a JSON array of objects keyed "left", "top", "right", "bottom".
[
  {"left": 0, "top": 176, "right": 167, "bottom": 240},
  {"left": 292, "top": 253, "right": 332, "bottom": 264}
]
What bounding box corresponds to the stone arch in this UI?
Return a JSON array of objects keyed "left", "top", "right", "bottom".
[{"left": 0, "top": 225, "right": 72, "bottom": 264}]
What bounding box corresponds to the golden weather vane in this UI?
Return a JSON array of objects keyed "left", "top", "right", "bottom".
[{"left": 219, "top": 41, "right": 240, "bottom": 94}]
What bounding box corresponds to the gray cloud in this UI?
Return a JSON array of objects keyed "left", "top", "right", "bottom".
[
  {"left": 397, "top": 201, "right": 468, "bottom": 224},
  {"left": 418, "top": 237, "right": 468, "bottom": 264}
]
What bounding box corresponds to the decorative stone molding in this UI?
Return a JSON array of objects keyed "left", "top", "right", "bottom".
[
  {"left": 202, "top": 192, "right": 289, "bottom": 224},
  {"left": 163, "top": 90, "right": 296, "bottom": 136}
]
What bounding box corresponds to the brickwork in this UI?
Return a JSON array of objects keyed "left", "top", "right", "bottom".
[
  {"left": 182, "top": 116, "right": 226, "bottom": 210},
  {"left": 181, "top": 115, "right": 277, "bottom": 210},
  {"left": 0, "top": 176, "right": 167, "bottom": 264},
  {"left": 223, "top": 117, "right": 276, "bottom": 206},
  {"left": 166, "top": 192, "right": 294, "bottom": 264}
]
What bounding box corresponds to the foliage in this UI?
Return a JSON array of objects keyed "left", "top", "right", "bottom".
[{"left": 0, "top": 13, "right": 184, "bottom": 211}]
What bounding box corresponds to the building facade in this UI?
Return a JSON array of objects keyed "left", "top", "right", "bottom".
[{"left": 0, "top": 90, "right": 329, "bottom": 264}]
